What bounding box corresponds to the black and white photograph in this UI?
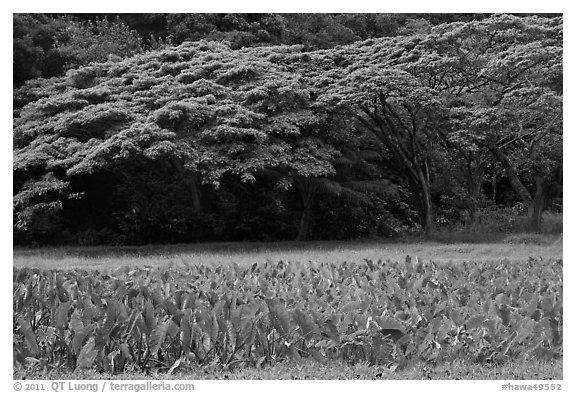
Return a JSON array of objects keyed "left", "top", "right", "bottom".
[{"left": 10, "top": 8, "right": 565, "bottom": 389}]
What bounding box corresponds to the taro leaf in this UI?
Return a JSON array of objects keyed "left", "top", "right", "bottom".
[
  {"left": 287, "top": 345, "right": 302, "bottom": 362},
  {"left": 256, "top": 355, "right": 266, "bottom": 368},
  {"left": 495, "top": 293, "right": 508, "bottom": 307},
  {"left": 373, "top": 316, "right": 405, "bottom": 342},
  {"left": 531, "top": 309, "right": 543, "bottom": 321},
  {"left": 149, "top": 320, "right": 170, "bottom": 355},
  {"left": 72, "top": 323, "right": 95, "bottom": 355},
  {"left": 17, "top": 316, "right": 40, "bottom": 356},
  {"left": 103, "top": 349, "right": 119, "bottom": 373},
  {"left": 167, "top": 319, "right": 180, "bottom": 339},
  {"left": 211, "top": 312, "right": 219, "bottom": 342},
  {"left": 405, "top": 255, "right": 414, "bottom": 277},
  {"left": 306, "top": 346, "right": 325, "bottom": 363},
  {"left": 516, "top": 317, "right": 536, "bottom": 343},
  {"left": 499, "top": 331, "right": 518, "bottom": 356},
  {"left": 293, "top": 309, "right": 321, "bottom": 340},
  {"left": 69, "top": 309, "right": 84, "bottom": 334},
  {"left": 179, "top": 309, "right": 193, "bottom": 354},
  {"left": 430, "top": 317, "right": 443, "bottom": 333},
  {"left": 412, "top": 277, "right": 424, "bottom": 290},
  {"left": 373, "top": 316, "right": 404, "bottom": 332},
  {"left": 76, "top": 337, "right": 97, "bottom": 370},
  {"left": 81, "top": 296, "right": 100, "bottom": 324},
  {"left": 483, "top": 318, "right": 500, "bottom": 336},
  {"left": 541, "top": 295, "right": 555, "bottom": 317},
  {"left": 226, "top": 319, "right": 237, "bottom": 351},
  {"left": 163, "top": 299, "right": 178, "bottom": 316},
  {"left": 119, "top": 343, "right": 131, "bottom": 361},
  {"left": 437, "top": 318, "right": 453, "bottom": 340},
  {"left": 142, "top": 300, "right": 156, "bottom": 336},
  {"left": 321, "top": 319, "right": 340, "bottom": 343},
  {"left": 340, "top": 301, "right": 362, "bottom": 313},
  {"left": 167, "top": 358, "right": 182, "bottom": 375},
  {"left": 549, "top": 318, "right": 561, "bottom": 346},
  {"left": 417, "top": 333, "right": 434, "bottom": 356},
  {"left": 54, "top": 301, "right": 72, "bottom": 331},
  {"left": 95, "top": 300, "right": 127, "bottom": 348},
  {"left": 360, "top": 297, "right": 372, "bottom": 314},
  {"left": 201, "top": 330, "right": 212, "bottom": 354},
  {"left": 265, "top": 298, "right": 291, "bottom": 337},
  {"left": 499, "top": 304, "right": 512, "bottom": 326},
  {"left": 465, "top": 314, "right": 485, "bottom": 330}
]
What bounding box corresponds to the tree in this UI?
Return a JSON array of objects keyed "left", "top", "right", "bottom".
[
  {"left": 410, "top": 14, "right": 563, "bottom": 232},
  {"left": 13, "top": 40, "right": 338, "bottom": 242},
  {"left": 314, "top": 66, "right": 446, "bottom": 236},
  {"left": 13, "top": 14, "right": 69, "bottom": 86},
  {"left": 55, "top": 17, "right": 143, "bottom": 70},
  {"left": 292, "top": 14, "right": 562, "bottom": 234}
]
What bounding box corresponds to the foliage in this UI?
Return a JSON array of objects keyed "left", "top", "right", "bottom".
[
  {"left": 13, "top": 14, "right": 70, "bottom": 86},
  {"left": 13, "top": 14, "right": 563, "bottom": 244},
  {"left": 13, "top": 40, "right": 339, "bottom": 243},
  {"left": 55, "top": 17, "right": 143, "bottom": 71},
  {"left": 14, "top": 256, "right": 562, "bottom": 374}
]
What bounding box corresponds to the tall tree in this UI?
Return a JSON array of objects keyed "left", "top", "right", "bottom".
[
  {"left": 409, "top": 14, "right": 563, "bottom": 232},
  {"left": 315, "top": 68, "right": 445, "bottom": 235},
  {"left": 283, "top": 14, "right": 562, "bottom": 234},
  {"left": 13, "top": 40, "right": 337, "bottom": 241}
]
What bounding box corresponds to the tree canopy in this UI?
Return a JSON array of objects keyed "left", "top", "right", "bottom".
[{"left": 13, "top": 14, "right": 562, "bottom": 245}]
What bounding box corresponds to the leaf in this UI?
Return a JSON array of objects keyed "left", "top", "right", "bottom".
[
  {"left": 306, "top": 346, "right": 325, "bottom": 363},
  {"left": 265, "top": 298, "right": 292, "bottom": 337},
  {"left": 17, "top": 316, "right": 40, "bottom": 356},
  {"left": 321, "top": 319, "right": 340, "bottom": 343},
  {"left": 179, "top": 309, "right": 193, "bottom": 354},
  {"left": 211, "top": 312, "right": 219, "bottom": 342},
  {"left": 76, "top": 337, "right": 97, "bottom": 370},
  {"left": 167, "top": 358, "right": 182, "bottom": 374},
  {"left": 340, "top": 301, "right": 362, "bottom": 313},
  {"left": 95, "top": 303, "right": 119, "bottom": 348},
  {"left": 465, "top": 314, "right": 485, "bottom": 330},
  {"left": 293, "top": 309, "right": 321, "bottom": 340},
  {"left": 69, "top": 309, "right": 84, "bottom": 334},
  {"left": 373, "top": 316, "right": 405, "bottom": 332},
  {"left": 256, "top": 356, "right": 266, "bottom": 368},
  {"left": 143, "top": 300, "right": 156, "bottom": 335},
  {"left": 71, "top": 323, "right": 95, "bottom": 355},
  {"left": 540, "top": 295, "right": 555, "bottom": 317},
  {"left": 55, "top": 301, "right": 72, "bottom": 331},
  {"left": 226, "top": 319, "right": 237, "bottom": 351},
  {"left": 149, "top": 320, "right": 170, "bottom": 355},
  {"left": 495, "top": 293, "right": 508, "bottom": 307}
]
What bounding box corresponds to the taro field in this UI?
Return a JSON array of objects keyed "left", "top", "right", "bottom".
[{"left": 13, "top": 249, "right": 563, "bottom": 379}]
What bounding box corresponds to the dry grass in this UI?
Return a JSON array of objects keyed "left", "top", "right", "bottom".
[{"left": 13, "top": 234, "right": 563, "bottom": 270}]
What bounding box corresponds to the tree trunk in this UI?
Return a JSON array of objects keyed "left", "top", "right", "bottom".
[
  {"left": 489, "top": 145, "right": 548, "bottom": 233},
  {"left": 421, "top": 190, "right": 436, "bottom": 237},
  {"left": 416, "top": 170, "right": 436, "bottom": 236},
  {"left": 470, "top": 199, "right": 481, "bottom": 226},
  {"left": 492, "top": 172, "right": 497, "bottom": 205},
  {"left": 296, "top": 204, "right": 312, "bottom": 241},
  {"left": 171, "top": 158, "right": 202, "bottom": 213},
  {"left": 294, "top": 177, "right": 316, "bottom": 241},
  {"left": 467, "top": 158, "right": 485, "bottom": 226},
  {"left": 527, "top": 176, "right": 546, "bottom": 233},
  {"left": 184, "top": 171, "right": 202, "bottom": 213}
]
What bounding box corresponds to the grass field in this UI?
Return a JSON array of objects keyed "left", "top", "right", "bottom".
[
  {"left": 13, "top": 233, "right": 563, "bottom": 380},
  {"left": 13, "top": 233, "right": 563, "bottom": 270}
]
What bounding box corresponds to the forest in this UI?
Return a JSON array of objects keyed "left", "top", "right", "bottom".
[{"left": 13, "top": 13, "right": 563, "bottom": 246}]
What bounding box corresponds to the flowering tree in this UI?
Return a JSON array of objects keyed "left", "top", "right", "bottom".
[{"left": 13, "top": 41, "right": 337, "bottom": 238}]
